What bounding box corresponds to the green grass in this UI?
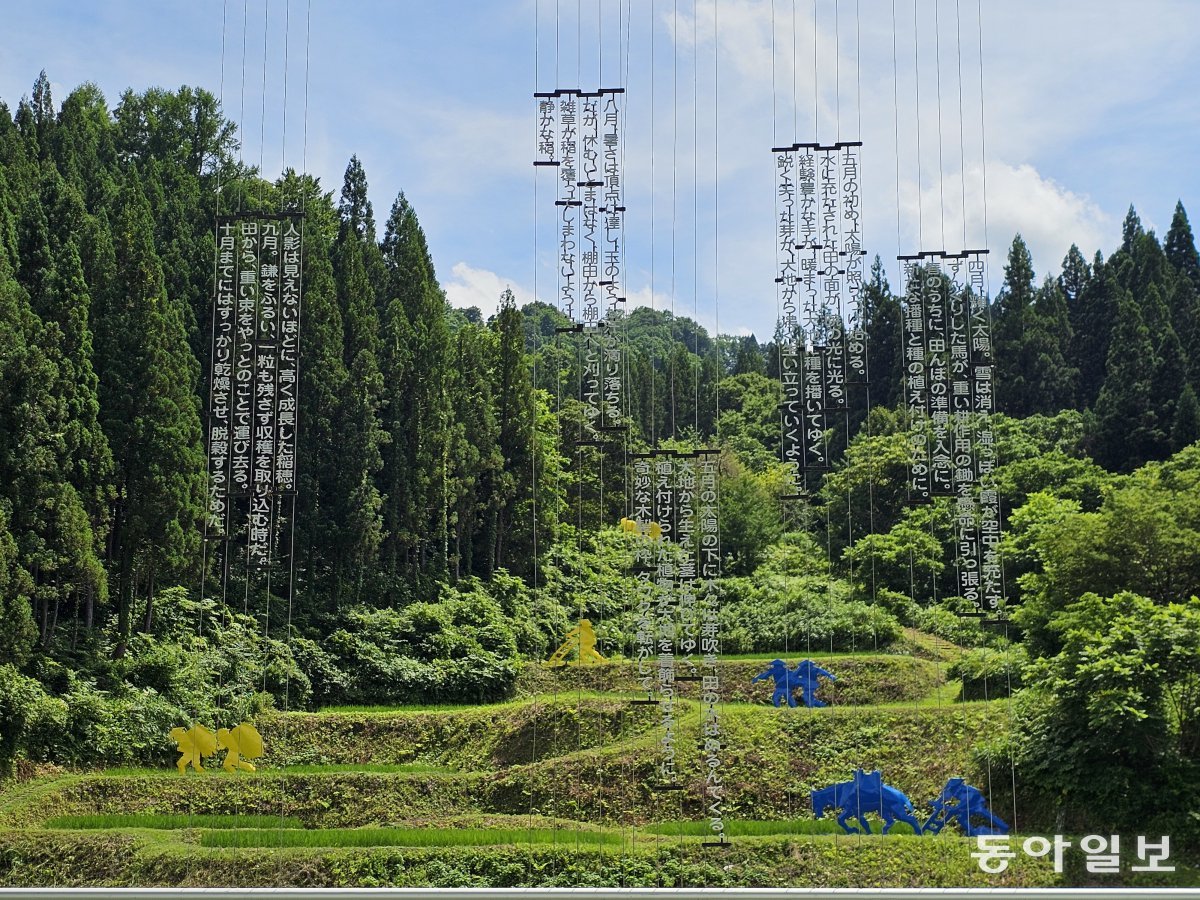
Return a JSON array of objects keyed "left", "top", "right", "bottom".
[
  {"left": 200, "top": 826, "right": 624, "bottom": 849},
  {"left": 315, "top": 702, "right": 491, "bottom": 714},
  {"left": 88, "top": 763, "right": 455, "bottom": 777},
  {"left": 277, "top": 763, "right": 455, "bottom": 774},
  {"left": 45, "top": 813, "right": 304, "bottom": 830},
  {"left": 644, "top": 818, "right": 919, "bottom": 837}
]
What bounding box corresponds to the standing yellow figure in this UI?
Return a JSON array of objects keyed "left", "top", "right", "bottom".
[
  {"left": 544, "top": 619, "right": 609, "bottom": 667},
  {"left": 217, "top": 722, "right": 265, "bottom": 772},
  {"left": 619, "top": 517, "right": 663, "bottom": 540},
  {"left": 169, "top": 724, "right": 218, "bottom": 774}
]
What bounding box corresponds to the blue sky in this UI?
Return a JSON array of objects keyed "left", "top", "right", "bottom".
[{"left": 3, "top": 1, "right": 1200, "bottom": 338}]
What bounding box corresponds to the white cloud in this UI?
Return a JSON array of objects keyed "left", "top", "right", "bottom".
[
  {"left": 443, "top": 262, "right": 530, "bottom": 320},
  {"left": 900, "top": 161, "right": 1116, "bottom": 283},
  {"left": 982, "top": 163, "right": 1116, "bottom": 279}
]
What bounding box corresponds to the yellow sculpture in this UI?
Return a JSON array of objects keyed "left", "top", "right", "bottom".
[
  {"left": 619, "top": 517, "right": 663, "bottom": 540},
  {"left": 169, "top": 724, "right": 218, "bottom": 774},
  {"left": 544, "top": 619, "right": 609, "bottom": 667},
  {"left": 217, "top": 722, "right": 265, "bottom": 772}
]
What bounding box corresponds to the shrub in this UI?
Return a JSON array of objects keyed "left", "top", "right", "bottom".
[
  {"left": 949, "top": 645, "right": 1027, "bottom": 701},
  {"left": 0, "top": 664, "right": 51, "bottom": 769}
]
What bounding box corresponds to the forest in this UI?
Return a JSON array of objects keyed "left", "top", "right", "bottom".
[{"left": 0, "top": 72, "right": 1198, "bottom": 849}]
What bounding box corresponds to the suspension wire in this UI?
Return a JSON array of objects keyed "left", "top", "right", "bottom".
[
  {"left": 188, "top": 0, "right": 233, "bottom": 879},
  {"left": 950, "top": 0, "right": 995, "bottom": 802},
  {"left": 891, "top": 0, "right": 902, "bottom": 287},
  {"left": 693, "top": 3, "right": 700, "bottom": 438},
  {"left": 811, "top": 0, "right": 818, "bottom": 137},
  {"left": 770, "top": 0, "right": 776, "bottom": 147},
  {"left": 972, "top": 0, "right": 1019, "bottom": 837},
  {"left": 954, "top": 0, "right": 968, "bottom": 250},
  {"left": 550, "top": 0, "right": 564, "bottom": 869},
  {"left": 791, "top": 0, "right": 798, "bottom": 143},
  {"left": 934, "top": 0, "right": 946, "bottom": 250},
  {"left": 593, "top": 0, "right": 606, "bottom": 872},
  {"left": 272, "top": 0, "right": 290, "bottom": 870},
  {"left": 859, "top": 0, "right": 879, "bottom": 661},
  {"left": 619, "top": 0, "right": 634, "bottom": 877},
  {"left": 712, "top": 0, "right": 724, "bottom": 842},
  {"left": 913, "top": 0, "right": 924, "bottom": 249},
  {"left": 260, "top": 0, "right": 275, "bottom": 698},
  {"left": 528, "top": 0, "right": 541, "bottom": 878},
  {"left": 238, "top": 0, "right": 249, "bottom": 212},
  {"left": 197, "top": 0, "right": 231, "bottom": 710},
  {"left": 931, "top": 3, "right": 963, "bottom": 874},
  {"left": 669, "top": 0, "right": 678, "bottom": 444},
  {"left": 836, "top": 0, "right": 859, "bottom": 679},
  {"left": 892, "top": 0, "right": 928, "bottom": 841},
  {"left": 650, "top": 0, "right": 657, "bottom": 448}
]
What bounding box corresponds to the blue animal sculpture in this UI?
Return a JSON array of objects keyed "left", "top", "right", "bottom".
[
  {"left": 811, "top": 768, "right": 925, "bottom": 835},
  {"left": 921, "top": 777, "right": 1009, "bottom": 837},
  {"left": 752, "top": 658, "right": 837, "bottom": 707}
]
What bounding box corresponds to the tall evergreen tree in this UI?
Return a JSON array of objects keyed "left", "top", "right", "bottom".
[
  {"left": 1071, "top": 251, "right": 1115, "bottom": 410},
  {"left": 93, "top": 171, "right": 204, "bottom": 650},
  {"left": 379, "top": 191, "right": 451, "bottom": 578},
  {"left": 1164, "top": 201, "right": 1200, "bottom": 288},
  {"left": 1093, "top": 282, "right": 1158, "bottom": 471},
  {"left": 491, "top": 290, "right": 542, "bottom": 576},
  {"left": 277, "top": 171, "right": 352, "bottom": 611},
  {"left": 862, "top": 255, "right": 902, "bottom": 412},
  {"left": 1172, "top": 383, "right": 1200, "bottom": 452},
  {"left": 1028, "top": 278, "right": 1078, "bottom": 412},
  {"left": 992, "top": 235, "right": 1038, "bottom": 416},
  {"left": 1121, "top": 205, "right": 1145, "bottom": 253},
  {"left": 1059, "top": 244, "right": 1091, "bottom": 305}
]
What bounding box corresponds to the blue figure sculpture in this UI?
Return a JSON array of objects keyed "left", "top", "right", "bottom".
[
  {"left": 921, "top": 777, "right": 1009, "bottom": 837},
  {"left": 811, "top": 768, "right": 925, "bottom": 835},
  {"left": 792, "top": 659, "right": 837, "bottom": 707},
  {"left": 751, "top": 658, "right": 837, "bottom": 707}
]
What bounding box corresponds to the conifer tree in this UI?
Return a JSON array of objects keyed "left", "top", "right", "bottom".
[
  {"left": 862, "top": 256, "right": 902, "bottom": 413},
  {"left": 1071, "top": 251, "right": 1115, "bottom": 410},
  {"left": 1121, "top": 205, "right": 1145, "bottom": 253},
  {"left": 1164, "top": 201, "right": 1200, "bottom": 288},
  {"left": 94, "top": 171, "right": 204, "bottom": 649},
  {"left": 328, "top": 158, "right": 387, "bottom": 597},
  {"left": 380, "top": 191, "right": 451, "bottom": 577},
  {"left": 1028, "top": 278, "right": 1078, "bottom": 412},
  {"left": 1172, "top": 383, "right": 1200, "bottom": 452},
  {"left": 1093, "top": 283, "right": 1158, "bottom": 471},
  {"left": 491, "top": 290, "right": 541, "bottom": 576},
  {"left": 993, "top": 235, "right": 1037, "bottom": 416},
  {"left": 277, "top": 171, "right": 351, "bottom": 610}
]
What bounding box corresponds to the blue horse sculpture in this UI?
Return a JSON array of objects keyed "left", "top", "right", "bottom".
[
  {"left": 811, "top": 768, "right": 925, "bottom": 835},
  {"left": 921, "top": 777, "right": 1009, "bottom": 837},
  {"left": 752, "top": 658, "right": 837, "bottom": 708}
]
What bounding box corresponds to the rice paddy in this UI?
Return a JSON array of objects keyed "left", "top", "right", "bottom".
[{"left": 199, "top": 826, "right": 625, "bottom": 849}]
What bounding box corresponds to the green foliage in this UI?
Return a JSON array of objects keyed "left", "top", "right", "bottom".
[
  {"left": 0, "top": 664, "right": 53, "bottom": 768},
  {"left": 1012, "top": 445, "right": 1200, "bottom": 655},
  {"left": 948, "top": 645, "right": 1027, "bottom": 701},
  {"left": 910, "top": 605, "right": 992, "bottom": 649},
  {"left": 1006, "top": 592, "right": 1200, "bottom": 838},
  {"left": 717, "top": 534, "right": 902, "bottom": 654},
  {"left": 717, "top": 452, "right": 787, "bottom": 574},
  {"left": 321, "top": 592, "right": 520, "bottom": 706}
]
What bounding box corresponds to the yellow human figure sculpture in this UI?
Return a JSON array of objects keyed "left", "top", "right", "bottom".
[
  {"left": 544, "top": 619, "right": 609, "bottom": 667},
  {"left": 619, "top": 517, "right": 663, "bottom": 540},
  {"left": 169, "top": 724, "right": 218, "bottom": 774},
  {"left": 217, "top": 722, "right": 265, "bottom": 772}
]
